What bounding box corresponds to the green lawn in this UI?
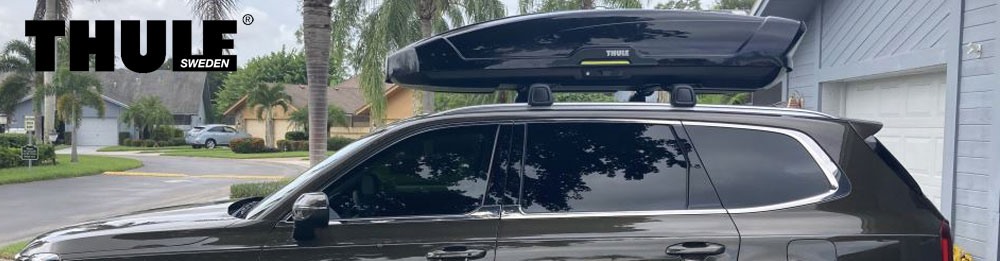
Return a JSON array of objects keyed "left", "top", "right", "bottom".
[
  {"left": 97, "top": 145, "right": 189, "bottom": 152},
  {"left": 160, "top": 148, "right": 332, "bottom": 159},
  {"left": 0, "top": 155, "right": 143, "bottom": 185},
  {"left": 0, "top": 240, "right": 26, "bottom": 259}
]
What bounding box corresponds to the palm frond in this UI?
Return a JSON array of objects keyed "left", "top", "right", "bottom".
[{"left": 187, "top": 0, "right": 241, "bottom": 21}]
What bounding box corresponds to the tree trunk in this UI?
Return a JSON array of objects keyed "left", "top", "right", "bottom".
[
  {"left": 417, "top": 0, "right": 436, "bottom": 114},
  {"left": 42, "top": 0, "right": 57, "bottom": 145},
  {"left": 303, "top": 0, "right": 333, "bottom": 166},
  {"left": 265, "top": 109, "right": 274, "bottom": 147},
  {"left": 71, "top": 92, "right": 78, "bottom": 163}
]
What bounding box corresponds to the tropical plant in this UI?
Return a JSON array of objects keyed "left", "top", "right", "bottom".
[
  {"left": 713, "top": 0, "right": 755, "bottom": 10},
  {"left": 655, "top": 0, "right": 702, "bottom": 10},
  {"left": 697, "top": 93, "right": 750, "bottom": 105},
  {"left": 120, "top": 96, "right": 173, "bottom": 139},
  {"left": 214, "top": 48, "right": 326, "bottom": 115},
  {"left": 304, "top": 0, "right": 334, "bottom": 166},
  {"left": 0, "top": 40, "right": 38, "bottom": 119},
  {"left": 47, "top": 68, "right": 104, "bottom": 162},
  {"left": 289, "top": 106, "right": 349, "bottom": 133},
  {"left": 332, "top": 0, "right": 507, "bottom": 124},
  {"left": 518, "top": 0, "right": 641, "bottom": 14},
  {"left": 247, "top": 83, "right": 292, "bottom": 148}
]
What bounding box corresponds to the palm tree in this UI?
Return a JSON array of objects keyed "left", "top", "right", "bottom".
[
  {"left": 48, "top": 68, "right": 104, "bottom": 162},
  {"left": 120, "top": 96, "right": 173, "bottom": 140},
  {"left": 247, "top": 83, "right": 292, "bottom": 148},
  {"left": 518, "top": 0, "right": 641, "bottom": 13},
  {"left": 289, "top": 106, "right": 349, "bottom": 134},
  {"left": 0, "top": 40, "right": 41, "bottom": 121},
  {"left": 303, "top": 0, "right": 333, "bottom": 166},
  {"left": 332, "top": 0, "right": 506, "bottom": 125}
]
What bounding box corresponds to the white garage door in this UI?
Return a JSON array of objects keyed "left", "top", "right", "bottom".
[
  {"left": 844, "top": 72, "right": 947, "bottom": 208},
  {"left": 75, "top": 118, "right": 119, "bottom": 146}
]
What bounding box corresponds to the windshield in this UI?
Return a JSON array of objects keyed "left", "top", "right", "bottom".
[{"left": 244, "top": 134, "right": 379, "bottom": 219}]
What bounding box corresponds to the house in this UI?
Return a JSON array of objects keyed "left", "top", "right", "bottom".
[
  {"left": 222, "top": 77, "right": 373, "bottom": 140},
  {"left": 755, "top": 0, "right": 999, "bottom": 259},
  {"left": 5, "top": 70, "right": 208, "bottom": 146},
  {"left": 354, "top": 84, "right": 417, "bottom": 124}
]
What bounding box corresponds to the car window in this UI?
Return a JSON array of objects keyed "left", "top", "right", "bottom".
[
  {"left": 208, "top": 126, "right": 224, "bottom": 132},
  {"left": 324, "top": 124, "right": 499, "bottom": 219},
  {"left": 517, "top": 122, "right": 711, "bottom": 213},
  {"left": 224, "top": 127, "right": 237, "bottom": 133},
  {"left": 684, "top": 125, "right": 831, "bottom": 209}
]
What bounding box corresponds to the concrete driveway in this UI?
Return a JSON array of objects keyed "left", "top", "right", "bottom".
[{"left": 0, "top": 147, "right": 309, "bottom": 245}]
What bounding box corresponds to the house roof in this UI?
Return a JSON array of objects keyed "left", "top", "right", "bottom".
[
  {"left": 96, "top": 70, "right": 207, "bottom": 115},
  {"left": 223, "top": 76, "right": 379, "bottom": 117},
  {"left": 752, "top": 0, "right": 820, "bottom": 20},
  {"left": 354, "top": 84, "right": 405, "bottom": 115}
]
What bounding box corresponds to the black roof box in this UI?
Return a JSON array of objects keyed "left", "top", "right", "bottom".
[{"left": 386, "top": 10, "right": 805, "bottom": 93}]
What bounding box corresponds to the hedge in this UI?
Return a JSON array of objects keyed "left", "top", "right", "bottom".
[
  {"left": 0, "top": 145, "right": 56, "bottom": 168},
  {"left": 328, "top": 136, "right": 354, "bottom": 151},
  {"left": 276, "top": 140, "right": 308, "bottom": 151},
  {"left": 230, "top": 179, "right": 291, "bottom": 199},
  {"left": 0, "top": 133, "right": 28, "bottom": 148},
  {"left": 284, "top": 131, "right": 308, "bottom": 141},
  {"left": 118, "top": 132, "right": 131, "bottom": 145},
  {"left": 150, "top": 126, "right": 184, "bottom": 141},
  {"left": 230, "top": 137, "right": 275, "bottom": 153}
]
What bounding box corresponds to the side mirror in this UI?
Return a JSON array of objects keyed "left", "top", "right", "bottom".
[{"left": 292, "top": 192, "right": 329, "bottom": 241}]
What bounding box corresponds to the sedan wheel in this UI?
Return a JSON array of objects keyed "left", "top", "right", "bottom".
[{"left": 206, "top": 140, "right": 217, "bottom": 149}]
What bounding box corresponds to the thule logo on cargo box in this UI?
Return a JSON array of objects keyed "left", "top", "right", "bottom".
[{"left": 605, "top": 49, "right": 630, "bottom": 57}]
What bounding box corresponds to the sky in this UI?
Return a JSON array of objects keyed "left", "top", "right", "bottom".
[{"left": 0, "top": 0, "right": 718, "bottom": 67}]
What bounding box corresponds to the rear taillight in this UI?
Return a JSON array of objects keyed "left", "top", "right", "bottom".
[{"left": 940, "top": 221, "right": 953, "bottom": 261}]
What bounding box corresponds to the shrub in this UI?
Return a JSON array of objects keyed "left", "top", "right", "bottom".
[
  {"left": 150, "top": 126, "right": 183, "bottom": 141},
  {"left": 118, "top": 132, "right": 131, "bottom": 145},
  {"left": 276, "top": 140, "right": 289, "bottom": 151},
  {"left": 0, "top": 133, "right": 28, "bottom": 148},
  {"left": 0, "top": 144, "right": 56, "bottom": 168},
  {"left": 230, "top": 137, "right": 275, "bottom": 153},
  {"left": 169, "top": 137, "right": 186, "bottom": 146},
  {"left": 284, "top": 131, "right": 308, "bottom": 141},
  {"left": 143, "top": 139, "right": 157, "bottom": 147},
  {"left": 230, "top": 179, "right": 291, "bottom": 199},
  {"left": 327, "top": 136, "right": 355, "bottom": 151},
  {"left": 277, "top": 140, "right": 309, "bottom": 151}
]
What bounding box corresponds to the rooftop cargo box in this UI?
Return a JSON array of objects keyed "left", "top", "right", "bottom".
[{"left": 385, "top": 10, "right": 805, "bottom": 93}]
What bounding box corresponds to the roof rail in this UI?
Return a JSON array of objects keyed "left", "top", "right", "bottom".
[{"left": 436, "top": 103, "right": 838, "bottom": 119}]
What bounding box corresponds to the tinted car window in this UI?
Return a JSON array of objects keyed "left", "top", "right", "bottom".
[
  {"left": 518, "top": 122, "right": 711, "bottom": 213},
  {"left": 324, "top": 124, "right": 499, "bottom": 219},
  {"left": 685, "top": 126, "right": 831, "bottom": 209}
]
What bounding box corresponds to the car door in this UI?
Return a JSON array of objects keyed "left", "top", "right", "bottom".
[
  {"left": 259, "top": 123, "right": 506, "bottom": 261},
  {"left": 494, "top": 120, "right": 741, "bottom": 261},
  {"left": 222, "top": 126, "right": 238, "bottom": 144}
]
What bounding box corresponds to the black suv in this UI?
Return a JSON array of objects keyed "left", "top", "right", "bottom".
[{"left": 17, "top": 10, "right": 950, "bottom": 261}]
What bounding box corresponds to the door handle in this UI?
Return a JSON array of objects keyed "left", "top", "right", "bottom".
[
  {"left": 426, "top": 245, "right": 488, "bottom": 260},
  {"left": 665, "top": 242, "right": 726, "bottom": 256}
]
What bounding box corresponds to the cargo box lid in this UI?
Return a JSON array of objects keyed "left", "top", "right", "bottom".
[{"left": 386, "top": 10, "right": 805, "bottom": 93}]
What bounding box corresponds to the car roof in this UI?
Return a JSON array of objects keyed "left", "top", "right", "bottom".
[{"left": 433, "top": 103, "right": 838, "bottom": 120}]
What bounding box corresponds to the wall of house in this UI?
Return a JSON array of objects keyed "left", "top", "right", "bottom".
[
  {"left": 239, "top": 105, "right": 296, "bottom": 140},
  {"left": 385, "top": 88, "right": 416, "bottom": 123},
  {"left": 955, "top": 0, "right": 999, "bottom": 259}
]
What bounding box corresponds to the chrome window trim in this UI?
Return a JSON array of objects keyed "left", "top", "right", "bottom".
[{"left": 503, "top": 119, "right": 842, "bottom": 219}]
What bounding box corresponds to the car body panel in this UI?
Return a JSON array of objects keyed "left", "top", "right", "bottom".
[{"left": 185, "top": 125, "right": 249, "bottom": 146}]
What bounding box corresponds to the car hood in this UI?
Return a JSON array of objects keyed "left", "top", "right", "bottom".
[{"left": 23, "top": 201, "right": 240, "bottom": 256}]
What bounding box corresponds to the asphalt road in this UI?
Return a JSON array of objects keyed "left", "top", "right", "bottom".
[{"left": 0, "top": 150, "right": 308, "bottom": 245}]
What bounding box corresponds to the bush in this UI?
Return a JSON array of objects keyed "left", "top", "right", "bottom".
[
  {"left": 143, "top": 140, "right": 157, "bottom": 147},
  {"left": 0, "top": 133, "right": 28, "bottom": 148},
  {"left": 150, "top": 126, "right": 184, "bottom": 141},
  {"left": 230, "top": 179, "right": 291, "bottom": 199},
  {"left": 327, "top": 136, "right": 355, "bottom": 151},
  {"left": 169, "top": 137, "right": 186, "bottom": 146},
  {"left": 284, "top": 131, "right": 308, "bottom": 141},
  {"left": 277, "top": 140, "right": 308, "bottom": 151},
  {"left": 118, "top": 132, "right": 131, "bottom": 145},
  {"left": 230, "top": 137, "right": 275, "bottom": 153},
  {"left": 0, "top": 144, "right": 56, "bottom": 168}
]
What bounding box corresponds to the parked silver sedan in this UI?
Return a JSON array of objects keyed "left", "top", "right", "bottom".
[{"left": 185, "top": 124, "right": 251, "bottom": 149}]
